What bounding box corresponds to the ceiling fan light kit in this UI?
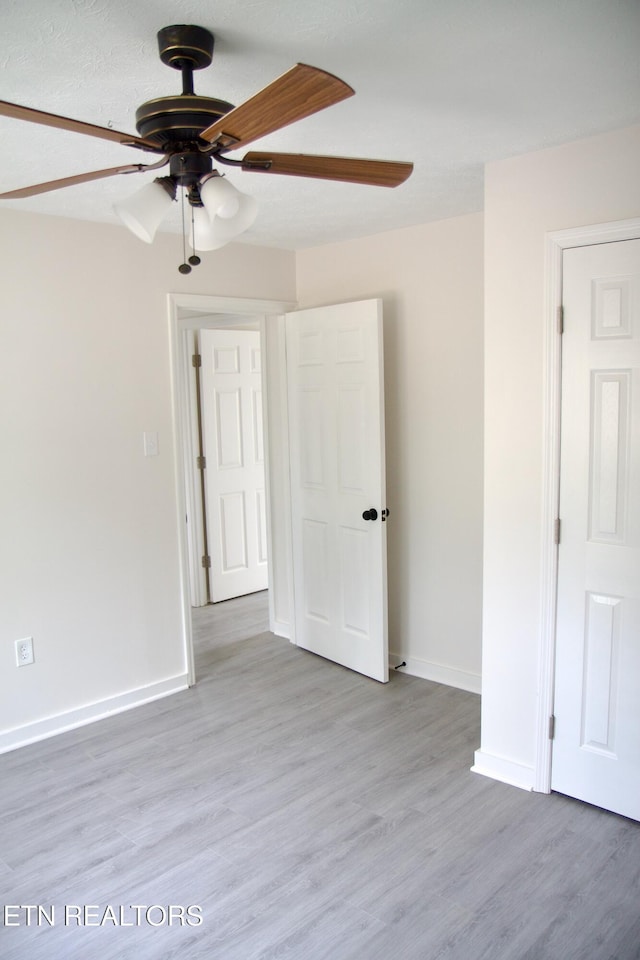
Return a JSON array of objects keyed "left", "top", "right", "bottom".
[
  {"left": 113, "top": 177, "right": 176, "bottom": 244},
  {"left": 0, "top": 23, "right": 413, "bottom": 273},
  {"left": 199, "top": 173, "right": 241, "bottom": 219},
  {"left": 204, "top": 188, "right": 259, "bottom": 238},
  {"left": 192, "top": 205, "right": 229, "bottom": 251}
]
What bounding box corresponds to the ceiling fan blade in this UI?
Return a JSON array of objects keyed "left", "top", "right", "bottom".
[
  {"left": 199, "top": 63, "right": 354, "bottom": 150},
  {"left": 0, "top": 100, "right": 159, "bottom": 151},
  {"left": 241, "top": 152, "right": 414, "bottom": 187},
  {"left": 0, "top": 164, "right": 153, "bottom": 200}
]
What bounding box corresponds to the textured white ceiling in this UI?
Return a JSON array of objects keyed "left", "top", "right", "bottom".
[{"left": 1, "top": 0, "right": 639, "bottom": 249}]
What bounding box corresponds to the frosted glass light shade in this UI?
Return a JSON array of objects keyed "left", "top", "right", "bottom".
[
  {"left": 206, "top": 190, "right": 259, "bottom": 242},
  {"left": 191, "top": 189, "right": 258, "bottom": 252},
  {"left": 192, "top": 206, "right": 231, "bottom": 251},
  {"left": 200, "top": 175, "right": 241, "bottom": 220},
  {"left": 114, "top": 180, "right": 174, "bottom": 243}
]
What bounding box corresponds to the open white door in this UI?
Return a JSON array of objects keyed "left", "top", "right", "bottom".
[
  {"left": 286, "top": 299, "right": 388, "bottom": 682},
  {"left": 552, "top": 238, "right": 640, "bottom": 820},
  {"left": 200, "top": 328, "right": 268, "bottom": 603}
]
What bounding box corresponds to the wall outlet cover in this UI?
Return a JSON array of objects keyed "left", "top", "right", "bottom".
[{"left": 15, "top": 637, "right": 34, "bottom": 667}]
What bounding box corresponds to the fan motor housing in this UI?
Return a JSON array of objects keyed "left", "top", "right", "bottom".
[
  {"left": 135, "top": 25, "right": 234, "bottom": 147},
  {"left": 135, "top": 95, "right": 234, "bottom": 147}
]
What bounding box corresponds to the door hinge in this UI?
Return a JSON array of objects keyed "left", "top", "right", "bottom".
[
  {"left": 558, "top": 305, "right": 564, "bottom": 335},
  {"left": 554, "top": 518, "right": 561, "bottom": 545},
  {"left": 192, "top": 353, "right": 202, "bottom": 368},
  {"left": 196, "top": 455, "right": 206, "bottom": 470},
  {"left": 201, "top": 555, "right": 211, "bottom": 569},
  {"left": 548, "top": 714, "right": 556, "bottom": 740}
]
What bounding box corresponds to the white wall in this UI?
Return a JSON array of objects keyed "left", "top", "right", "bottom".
[
  {"left": 477, "top": 124, "right": 640, "bottom": 788},
  {"left": 0, "top": 209, "right": 295, "bottom": 750},
  {"left": 296, "top": 213, "right": 484, "bottom": 691}
]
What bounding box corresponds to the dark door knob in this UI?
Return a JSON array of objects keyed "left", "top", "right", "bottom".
[{"left": 362, "top": 508, "right": 378, "bottom": 521}]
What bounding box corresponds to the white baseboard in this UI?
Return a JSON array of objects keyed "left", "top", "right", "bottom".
[
  {"left": 389, "top": 651, "right": 481, "bottom": 695},
  {"left": 0, "top": 674, "right": 189, "bottom": 755},
  {"left": 471, "top": 749, "right": 535, "bottom": 791},
  {"left": 271, "top": 619, "right": 291, "bottom": 641}
]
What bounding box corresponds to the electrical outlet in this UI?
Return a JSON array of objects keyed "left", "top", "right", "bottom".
[{"left": 15, "top": 637, "right": 34, "bottom": 667}]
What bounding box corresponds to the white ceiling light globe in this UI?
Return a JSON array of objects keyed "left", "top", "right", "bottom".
[
  {"left": 114, "top": 179, "right": 175, "bottom": 243},
  {"left": 200, "top": 175, "right": 241, "bottom": 220}
]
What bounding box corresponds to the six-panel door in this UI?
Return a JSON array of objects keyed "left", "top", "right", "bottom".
[
  {"left": 201, "top": 328, "right": 268, "bottom": 603},
  {"left": 553, "top": 239, "right": 640, "bottom": 820},
  {"left": 285, "top": 299, "right": 388, "bottom": 682}
]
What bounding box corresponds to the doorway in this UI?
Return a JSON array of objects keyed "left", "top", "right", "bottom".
[
  {"left": 168, "top": 293, "right": 296, "bottom": 685},
  {"left": 169, "top": 293, "right": 390, "bottom": 688}
]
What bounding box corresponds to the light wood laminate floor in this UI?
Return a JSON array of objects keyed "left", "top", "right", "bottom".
[{"left": 1, "top": 591, "right": 639, "bottom": 959}]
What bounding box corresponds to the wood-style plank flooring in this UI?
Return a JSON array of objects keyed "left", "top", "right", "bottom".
[{"left": 1, "top": 591, "right": 639, "bottom": 959}]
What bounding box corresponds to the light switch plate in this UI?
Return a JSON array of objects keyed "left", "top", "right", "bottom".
[{"left": 143, "top": 432, "right": 159, "bottom": 457}]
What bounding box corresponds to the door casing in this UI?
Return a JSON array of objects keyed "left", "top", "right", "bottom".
[{"left": 537, "top": 217, "right": 640, "bottom": 792}]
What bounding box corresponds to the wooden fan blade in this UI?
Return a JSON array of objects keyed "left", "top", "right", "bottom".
[
  {"left": 200, "top": 64, "right": 354, "bottom": 149},
  {"left": 0, "top": 164, "right": 150, "bottom": 199},
  {"left": 0, "top": 100, "right": 159, "bottom": 151},
  {"left": 242, "top": 152, "right": 414, "bottom": 187}
]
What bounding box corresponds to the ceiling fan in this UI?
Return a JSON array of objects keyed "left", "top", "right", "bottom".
[{"left": 0, "top": 24, "right": 413, "bottom": 271}]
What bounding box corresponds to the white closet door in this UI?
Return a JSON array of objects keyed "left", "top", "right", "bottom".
[{"left": 553, "top": 238, "right": 640, "bottom": 820}]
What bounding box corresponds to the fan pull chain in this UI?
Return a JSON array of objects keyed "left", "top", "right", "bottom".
[
  {"left": 178, "top": 187, "right": 191, "bottom": 274},
  {"left": 189, "top": 204, "right": 201, "bottom": 267}
]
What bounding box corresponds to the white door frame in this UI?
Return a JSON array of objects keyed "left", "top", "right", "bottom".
[
  {"left": 536, "top": 216, "right": 640, "bottom": 792},
  {"left": 167, "top": 293, "right": 295, "bottom": 686}
]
